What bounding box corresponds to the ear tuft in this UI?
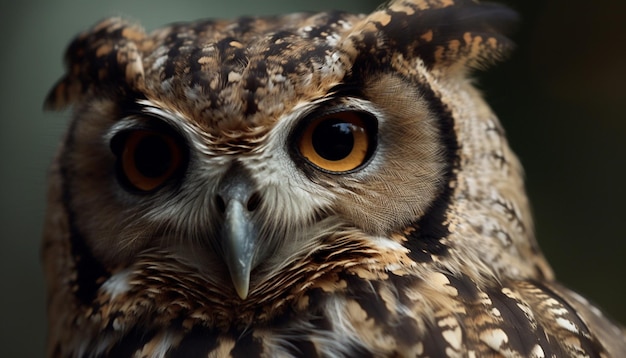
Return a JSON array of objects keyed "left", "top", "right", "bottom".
[
  {"left": 44, "top": 18, "right": 147, "bottom": 110},
  {"left": 345, "top": 0, "right": 518, "bottom": 73}
]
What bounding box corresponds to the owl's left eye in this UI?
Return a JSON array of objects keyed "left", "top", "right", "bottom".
[
  {"left": 111, "top": 129, "right": 186, "bottom": 192},
  {"left": 297, "top": 111, "right": 377, "bottom": 173}
]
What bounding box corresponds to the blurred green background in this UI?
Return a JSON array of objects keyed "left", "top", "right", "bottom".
[{"left": 0, "top": 1, "right": 623, "bottom": 356}]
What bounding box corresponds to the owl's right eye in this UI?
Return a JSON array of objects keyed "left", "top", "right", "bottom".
[{"left": 111, "top": 129, "right": 186, "bottom": 193}]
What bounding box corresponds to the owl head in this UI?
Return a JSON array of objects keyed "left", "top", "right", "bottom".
[{"left": 44, "top": 0, "right": 545, "bottom": 308}]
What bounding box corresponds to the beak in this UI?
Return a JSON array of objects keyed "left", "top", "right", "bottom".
[
  {"left": 221, "top": 199, "right": 256, "bottom": 299},
  {"left": 217, "top": 164, "right": 260, "bottom": 300}
]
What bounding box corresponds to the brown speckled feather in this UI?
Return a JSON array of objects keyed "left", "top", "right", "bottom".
[{"left": 43, "top": 0, "right": 626, "bottom": 357}]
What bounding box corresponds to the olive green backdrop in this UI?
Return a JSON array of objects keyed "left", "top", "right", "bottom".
[{"left": 0, "top": 1, "right": 623, "bottom": 356}]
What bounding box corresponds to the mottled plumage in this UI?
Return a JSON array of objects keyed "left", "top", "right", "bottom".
[{"left": 43, "top": 0, "right": 626, "bottom": 357}]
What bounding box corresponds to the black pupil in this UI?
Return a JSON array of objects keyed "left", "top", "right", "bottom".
[
  {"left": 134, "top": 135, "right": 172, "bottom": 178},
  {"left": 312, "top": 119, "right": 355, "bottom": 161}
]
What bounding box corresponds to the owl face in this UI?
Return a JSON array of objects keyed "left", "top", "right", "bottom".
[
  {"left": 45, "top": 1, "right": 626, "bottom": 357},
  {"left": 57, "top": 42, "right": 449, "bottom": 299},
  {"left": 47, "top": 4, "right": 499, "bottom": 300}
]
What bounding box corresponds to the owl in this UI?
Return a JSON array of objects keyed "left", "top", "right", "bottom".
[{"left": 43, "top": 0, "right": 626, "bottom": 357}]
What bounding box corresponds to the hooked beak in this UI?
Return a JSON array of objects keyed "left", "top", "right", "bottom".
[
  {"left": 221, "top": 199, "right": 256, "bottom": 299},
  {"left": 216, "top": 164, "right": 260, "bottom": 300}
]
